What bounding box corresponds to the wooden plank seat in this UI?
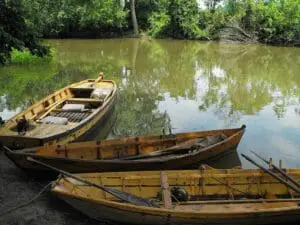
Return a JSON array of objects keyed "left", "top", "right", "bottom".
[{"left": 66, "top": 98, "right": 103, "bottom": 104}]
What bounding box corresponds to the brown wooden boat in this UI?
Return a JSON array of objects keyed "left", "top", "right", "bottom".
[
  {"left": 4, "top": 126, "right": 245, "bottom": 174},
  {"left": 0, "top": 73, "right": 117, "bottom": 149},
  {"left": 51, "top": 166, "right": 300, "bottom": 225}
]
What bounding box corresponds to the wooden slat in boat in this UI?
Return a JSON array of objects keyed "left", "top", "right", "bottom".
[
  {"left": 4, "top": 126, "right": 245, "bottom": 174},
  {"left": 66, "top": 98, "right": 103, "bottom": 103},
  {"left": 0, "top": 72, "right": 117, "bottom": 149},
  {"left": 52, "top": 167, "right": 300, "bottom": 225}
]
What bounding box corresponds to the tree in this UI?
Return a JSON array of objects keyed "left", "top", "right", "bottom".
[
  {"left": 148, "top": 0, "right": 204, "bottom": 39},
  {"left": 130, "top": 0, "right": 139, "bottom": 36},
  {"left": 205, "top": 0, "right": 222, "bottom": 10},
  {"left": 0, "top": 0, "right": 48, "bottom": 64}
]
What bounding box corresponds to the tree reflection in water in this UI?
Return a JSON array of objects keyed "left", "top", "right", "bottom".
[{"left": 1, "top": 39, "right": 300, "bottom": 133}]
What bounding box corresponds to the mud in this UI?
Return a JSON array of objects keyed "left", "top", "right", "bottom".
[{"left": 0, "top": 151, "right": 103, "bottom": 225}]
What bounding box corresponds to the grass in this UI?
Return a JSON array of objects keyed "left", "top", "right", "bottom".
[{"left": 10, "top": 48, "right": 56, "bottom": 64}]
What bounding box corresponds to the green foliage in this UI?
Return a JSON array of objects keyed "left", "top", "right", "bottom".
[
  {"left": 2, "top": 0, "right": 299, "bottom": 45},
  {"left": 78, "top": 0, "right": 128, "bottom": 31},
  {"left": 28, "top": 0, "right": 128, "bottom": 36},
  {"left": 169, "top": 0, "right": 204, "bottom": 38},
  {"left": 135, "top": 0, "right": 159, "bottom": 30},
  {"left": 223, "top": 0, "right": 300, "bottom": 44},
  {"left": 148, "top": 0, "right": 206, "bottom": 39},
  {"left": 148, "top": 11, "right": 170, "bottom": 37},
  {"left": 0, "top": 0, "right": 49, "bottom": 64},
  {"left": 198, "top": 7, "right": 227, "bottom": 35},
  {"left": 254, "top": 0, "right": 300, "bottom": 44},
  {"left": 10, "top": 48, "right": 55, "bottom": 64}
]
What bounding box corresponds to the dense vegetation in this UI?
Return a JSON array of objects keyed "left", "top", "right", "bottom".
[
  {"left": 0, "top": 0, "right": 49, "bottom": 64},
  {"left": 0, "top": 0, "right": 299, "bottom": 63}
]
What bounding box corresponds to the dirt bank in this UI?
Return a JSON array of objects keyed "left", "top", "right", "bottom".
[{"left": 0, "top": 151, "right": 103, "bottom": 225}]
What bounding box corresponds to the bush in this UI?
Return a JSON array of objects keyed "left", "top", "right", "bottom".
[{"left": 10, "top": 48, "right": 55, "bottom": 64}]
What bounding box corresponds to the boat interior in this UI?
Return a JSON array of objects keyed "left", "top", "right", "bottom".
[
  {"left": 53, "top": 168, "right": 300, "bottom": 212},
  {"left": 1, "top": 78, "right": 115, "bottom": 138}
]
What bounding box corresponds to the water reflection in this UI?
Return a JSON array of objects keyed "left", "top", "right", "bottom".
[
  {"left": 1, "top": 39, "right": 300, "bottom": 167},
  {"left": 196, "top": 43, "right": 300, "bottom": 121},
  {"left": 207, "top": 149, "right": 242, "bottom": 169}
]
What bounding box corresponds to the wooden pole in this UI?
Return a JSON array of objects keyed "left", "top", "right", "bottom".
[
  {"left": 26, "top": 157, "right": 157, "bottom": 207},
  {"left": 241, "top": 153, "right": 300, "bottom": 194},
  {"left": 94, "top": 73, "right": 103, "bottom": 83},
  {"left": 251, "top": 151, "right": 300, "bottom": 188},
  {"left": 160, "top": 171, "right": 172, "bottom": 209}
]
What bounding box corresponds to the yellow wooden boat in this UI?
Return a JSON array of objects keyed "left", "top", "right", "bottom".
[
  {"left": 0, "top": 73, "right": 117, "bottom": 149},
  {"left": 4, "top": 126, "right": 245, "bottom": 174},
  {"left": 52, "top": 166, "right": 300, "bottom": 225}
]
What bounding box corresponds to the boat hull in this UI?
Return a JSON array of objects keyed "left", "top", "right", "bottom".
[
  {"left": 5, "top": 126, "right": 245, "bottom": 175},
  {"left": 56, "top": 193, "right": 300, "bottom": 225},
  {"left": 51, "top": 168, "right": 300, "bottom": 225}
]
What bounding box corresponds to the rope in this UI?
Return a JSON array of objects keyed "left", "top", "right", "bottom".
[{"left": 0, "top": 181, "right": 54, "bottom": 218}]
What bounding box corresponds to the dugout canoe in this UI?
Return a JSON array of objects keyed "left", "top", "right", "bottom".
[
  {"left": 0, "top": 73, "right": 117, "bottom": 149},
  {"left": 4, "top": 125, "right": 245, "bottom": 174},
  {"left": 51, "top": 166, "right": 300, "bottom": 225}
]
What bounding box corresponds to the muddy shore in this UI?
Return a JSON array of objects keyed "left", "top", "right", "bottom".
[{"left": 0, "top": 151, "right": 104, "bottom": 225}]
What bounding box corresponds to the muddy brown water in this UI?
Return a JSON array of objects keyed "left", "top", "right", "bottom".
[{"left": 0, "top": 39, "right": 300, "bottom": 224}]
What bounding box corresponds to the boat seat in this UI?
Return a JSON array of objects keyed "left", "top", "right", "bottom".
[
  {"left": 91, "top": 88, "right": 112, "bottom": 101},
  {"left": 61, "top": 103, "right": 85, "bottom": 112},
  {"left": 67, "top": 98, "right": 103, "bottom": 104},
  {"left": 38, "top": 116, "right": 68, "bottom": 125}
]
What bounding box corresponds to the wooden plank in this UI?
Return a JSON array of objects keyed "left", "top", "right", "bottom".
[
  {"left": 67, "top": 98, "right": 103, "bottom": 103},
  {"left": 160, "top": 171, "right": 172, "bottom": 209},
  {"left": 94, "top": 73, "right": 104, "bottom": 83},
  {"left": 38, "top": 99, "right": 65, "bottom": 120}
]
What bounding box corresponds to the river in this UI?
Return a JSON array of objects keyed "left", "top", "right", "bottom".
[{"left": 1, "top": 38, "right": 300, "bottom": 169}]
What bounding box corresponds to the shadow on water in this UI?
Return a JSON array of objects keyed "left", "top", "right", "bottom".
[{"left": 206, "top": 148, "right": 242, "bottom": 169}]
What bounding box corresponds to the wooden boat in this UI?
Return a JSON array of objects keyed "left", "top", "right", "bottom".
[
  {"left": 0, "top": 73, "right": 117, "bottom": 149},
  {"left": 4, "top": 126, "right": 245, "bottom": 174},
  {"left": 52, "top": 167, "right": 300, "bottom": 225}
]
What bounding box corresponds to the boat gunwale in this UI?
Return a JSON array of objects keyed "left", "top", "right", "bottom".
[{"left": 7, "top": 126, "right": 245, "bottom": 164}]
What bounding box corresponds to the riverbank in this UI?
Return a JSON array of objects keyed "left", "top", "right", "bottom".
[
  {"left": 44, "top": 31, "right": 300, "bottom": 48},
  {"left": 0, "top": 152, "right": 102, "bottom": 225}
]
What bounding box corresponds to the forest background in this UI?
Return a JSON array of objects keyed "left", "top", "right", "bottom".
[{"left": 1, "top": 0, "right": 300, "bottom": 63}]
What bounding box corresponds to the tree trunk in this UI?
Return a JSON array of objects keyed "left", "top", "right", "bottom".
[{"left": 130, "top": 0, "right": 139, "bottom": 36}]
